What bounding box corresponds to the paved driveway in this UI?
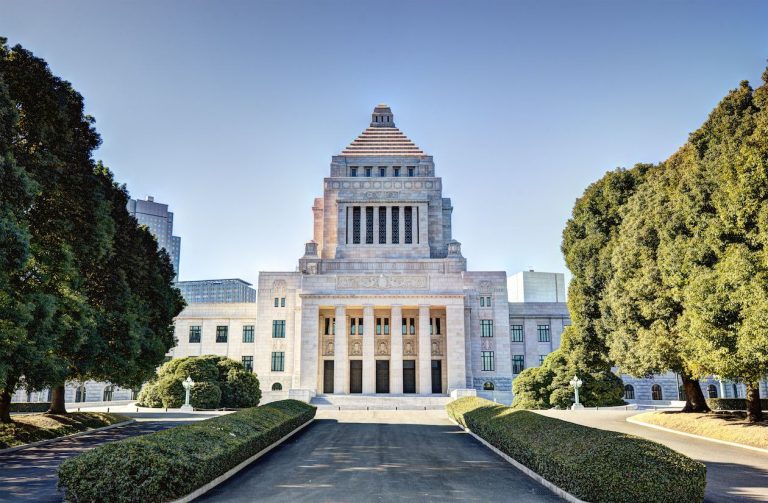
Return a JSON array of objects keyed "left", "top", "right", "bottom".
[
  {"left": 197, "top": 410, "right": 562, "bottom": 502},
  {"left": 536, "top": 409, "right": 768, "bottom": 503},
  {"left": 0, "top": 421, "right": 183, "bottom": 502}
]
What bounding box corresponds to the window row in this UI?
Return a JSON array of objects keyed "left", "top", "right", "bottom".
[
  {"left": 347, "top": 205, "right": 417, "bottom": 245},
  {"left": 509, "top": 324, "right": 551, "bottom": 342},
  {"left": 323, "top": 317, "right": 444, "bottom": 336},
  {"left": 479, "top": 296, "right": 492, "bottom": 307},
  {"left": 348, "top": 166, "right": 417, "bottom": 177},
  {"left": 188, "top": 325, "right": 255, "bottom": 344},
  {"left": 273, "top": 297, "right": 286, "bottom": 307}
]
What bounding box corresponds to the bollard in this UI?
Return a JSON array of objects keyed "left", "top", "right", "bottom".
[
  {"left": 338, "top": 406, "right": 340, "bottom": 411},
  {"left": 107, "top": 407, "right": 110, "bottom": 413},
  {"left": 395, "top": 406, "right": 398, "bottom": 411},
  {"left": 77, "top": 407, "right": 80, "bottom": 412},
  {"left": 596, "top": 406, "right": 599, "bottom": 411},
  {"left": 136, "top": 407, "right": 139, "bottom": 412},
  {"left": 165, "top": 407, "right": 168, "bottom": 412}
]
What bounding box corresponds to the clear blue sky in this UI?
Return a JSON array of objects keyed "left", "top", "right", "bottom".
[{"left": 2, "top": 1, "right": 767, "bottom": 285}]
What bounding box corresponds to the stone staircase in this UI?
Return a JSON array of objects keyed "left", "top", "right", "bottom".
[{"left": 310, "top": 394, "right": 452, "bottom": 410}]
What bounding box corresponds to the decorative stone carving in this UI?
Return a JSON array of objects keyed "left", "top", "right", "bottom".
[
  {"left": 336, "top": 275, "right": 428, "bottom": 290},
  {"left": 404, "top": 339, "right": 416, "bottom": 356},
  {"left": 272, "top": 280, "right": 287, "bottom": 293},
  {"left": 350, "top": 340, "right": 362, "bottom": 356},
  {"left": 478, "top": 280, "right": 492, "bottom": 292},
  {"left": 376, "top": 340, "right": 389, "bottom": 356},
  {"left": 431, "top": 340, "right": 442, "bottom": 356},
  {"left": 481, "top": 339, "right": 495, "bottom": 351},
  {"left": 322, "top": 338, "right": 334, "bottom": 356},
  {"left": 364, "top": 191, "right": 400, "bottom": 199}
]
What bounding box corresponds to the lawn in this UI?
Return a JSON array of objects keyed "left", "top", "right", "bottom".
[
  {"left": 632, "top": 411, "right": 768, "bottom": 449},
  {"left": 0, "top": 412, "right": 128, "bottom": 449}
]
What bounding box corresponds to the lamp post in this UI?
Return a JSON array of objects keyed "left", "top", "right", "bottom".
[
  {"left": 180, "top": 376, "right": 195, "bottom": 411},
  {"left": 570, "top": 375, "right": 584, "bottom": 410}
]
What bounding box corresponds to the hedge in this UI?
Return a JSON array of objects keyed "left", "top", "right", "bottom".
[
  {"left": 58, "top": 400, "right": 316, "bottom": 503},
  {"left": 706, "top": 398, "right": 768, "bottom": 411},
  {"left": 9, "top": 402, "right": 50, "bottom": 413},
  {"left": 447, "top": 397, "right": 706, "bottom": 503}
]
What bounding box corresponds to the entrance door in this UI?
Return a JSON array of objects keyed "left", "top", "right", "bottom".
[
  {"left": 350, "top": 360, "right": 363, "bottom": 394},
  {"left": 403, "top": 360, "right": 416, "bottom": 394},
  {"left": 431, "top": 360, "right": 442, "bottom": 394},
  {"left": 323, "top": 360, "right": 334, "bottom": 394},
  {"left": 376, "top": 360, "right": 390, "bottom": 393}
]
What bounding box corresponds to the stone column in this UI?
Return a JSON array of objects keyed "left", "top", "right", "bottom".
[
  {"left": 386, "top": 206, "right": 392, "bottom": 244},
  {"left": 373, "top": 206, "right": 380, "bottom": 245},
  {"left": 419, "top": 203, "right": 428, "bottom": 246},
  {"left": 418, "top": 304, "right": 432, "bottom": 394},
  {"left": 363, "top": 304, "right": 375, "bottom": 394},
  {"left": 364, "top": 206, "right": 370, "bottom": 244},
  {"left": 333, "top": 305, "right": 348, "bottom": 394},
  {"left": 390, "top": 305, "right": 403, "bottom": 394},
  {"left": 446, "top": 304, "right": 467, "bottom": 392},
  {"left": 298, "top": 304, "right": 319, "bottom": 391}
]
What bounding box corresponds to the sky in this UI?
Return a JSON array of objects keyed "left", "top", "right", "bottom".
[{"left": 2, "top": 1, "right": 767, "bottom": 286}]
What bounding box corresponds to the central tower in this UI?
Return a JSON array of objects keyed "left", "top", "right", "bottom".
[{"left": 301, "top": 105, "right": 464, "bottom": 270}]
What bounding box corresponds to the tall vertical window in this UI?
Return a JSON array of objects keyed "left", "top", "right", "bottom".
[
  {"left": 510, "top": 325, "right": 524, "bottom": 342},
  {"left": 512, "top": 355, "right": 525, "bottom": 374},
  {"left": 393, "top": 166, "right": 400, "bottom": 177},
  {"left": 323, "top": 317, "right": 336, "bottom": 335},
  {"left": 404, "top": 206, "right": 413, "bottom": 244},
  {"left": 379, "top": 167, "right": 386, "bottom": 177},
  {"left": 364, "top": 166, "right": 372, "bottom": 177},
  {"left": 242, "top": 356, "right": 253, "bottom": 372},
  {"left": 391, "top": 206, "right": 399, "bottom": 244},
  {"left": 216, "top": 326, "right": 228, "bottom": 343},
  {"left": 350, "top": 167, "right": 358, "bottom": 177},
  {"left": 189, "top": 325, "right": 201, "bottom": 343},
  {"left": 350, "top": 318, "right": 356, "bottom": 335},
  {"left": 272, "top": 320, "right": 285, "bottom": 338},
  {"left": 271, "top": 352, "right": 285, "bottom": 372},
  {"left": 481, "top": 351, "right": 495, "bottom": 371},
  {"left": 376, "top": 318, "right": 382, "bottom": 335},
  {"left": 480, "top": 296, "right": 492, "bottom": 307},
  {"left": 402, "top": 318, "right": 416, "bottom": 335},
  {"left": 378, "top": 206, "right": 386, "bottom": 244},
  {"left": 480, "top": 320, "right": 493, "bottom": 337},
  {"left": 430, "top": 317, "right": 442, "bottom": 335},
  {"left": 538, "top": 354, "right": 546, "bottom": 365},
  {"left": 537, "top": 325, "right": 551, "bottom": 342},
  {"left": 280, "top": 297, "right": 286, "bottom": 307},
  {"left": 242, "top": 325, "right": 255, "bottom": 343},
  {"left": 352, "top": 206, "right": 361, "bottom": 244},
  {"left": 365, "top": 206, "right": 374, "bottom": 244},
  {"left": 274, "top": 297, "right": 279, "bottom": 307},
  {"left": 407, "top": 166, "right": 415, "bottom": 177},
  {"left": 384, "top": 318, "right": 390, "bottom": 335}
]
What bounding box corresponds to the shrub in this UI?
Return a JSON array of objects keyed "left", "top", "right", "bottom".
[
  {"left": 156, "top": 376, "right": 184, "bottom": 408},
  {"left": 8, "top": 402, "right": 50, "bottom": 413},
  {"left": 190, "top": 382, "right": 222, "bottom": 409},
  {"left": 447, "top": 397, "right": 706, "bottom": 503},
  {"left": 222, "top": 369, "right": 261, "bottom": 408},
  {"left": 706, "top": 398, "right": 768, "bottom": 411},
  {"left": 58, "top": 400, "right": 316, "bottom": 503},
  {"left": 174, "top": 356, "right": 220, "bottom": 383},
  {"left": 136, "top": 384, "right": 163, "bottom": 408}
]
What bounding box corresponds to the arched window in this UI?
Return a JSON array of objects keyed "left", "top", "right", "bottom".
[
  {"left": 707, "top": 384, "right": 718, "bottom": 398},
  {"left": 103, "top": 385, "right": 114, "bottom": 402},
  {"left": 75, "top": 384, "right": 87, "bottom": 403},
  {"left": 651, "top": 384, "right": 663, "bottom": 401},
  {"left": 624, "top": 384, "right": 635, "bottom": 400},
  {"left": 483, "top": 381, "right": 494, "bottom": 391},
  {"left": 272, "top": 383, "right": 283, "bottom": 391}
]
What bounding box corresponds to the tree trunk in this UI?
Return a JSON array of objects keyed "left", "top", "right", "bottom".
[
  {"left": 0, "top": 389, "right": 13, "bottom": 424},
  {"left": 680, "top": 374, "right": 710, "bottom": 413},
  {"left": 46, "top": 385, "right": 67, "bottom": 415},
  {"left": 746, "top": 382, "right": 763, "bottom": 423}
]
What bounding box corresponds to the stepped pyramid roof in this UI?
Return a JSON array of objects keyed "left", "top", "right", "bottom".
[{"left": 340, "top": 104, "right": 426, "bottom": 156}]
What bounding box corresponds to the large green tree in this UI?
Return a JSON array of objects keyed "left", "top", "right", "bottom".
[{"left": 0, "top": 39, "right": 184, "bottom": 421}]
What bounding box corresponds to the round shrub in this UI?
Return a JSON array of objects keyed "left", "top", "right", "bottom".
[
  {"left": 190, "top": 382, "right": 222, "bottom": 409},
  {"left": 156, "top": 376, "right": 184, "bottom": 408},
  {"left": 174, "top": 357, "right": 219, "bottom": 383},
  {"left": 136, "top": 383, "right": 163, "bottom": 408},
  {"left": 222, "top": 369, "right": 261, "bottom": 408}
]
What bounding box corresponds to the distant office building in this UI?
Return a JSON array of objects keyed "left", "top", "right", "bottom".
[
  {"left": 175, "top": 279, "right": 257, "bottom": 304},
  {"left": 127, "top": 196, "right": 181, "bottom": 280}
]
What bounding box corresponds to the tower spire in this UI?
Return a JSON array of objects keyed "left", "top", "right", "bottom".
[{"left": 370, "top": 104, "right": 395, "bottom": 127}]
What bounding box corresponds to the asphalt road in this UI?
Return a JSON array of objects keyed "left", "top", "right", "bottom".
[
  {"left": 0, "top": 421, "right": 182, "bottom": 502},
  {"left": 196, "top": 410, "right": 563, "bottom": 503},
  {"left": 537, "top": 409, "right": 768, "bottom": 503}
]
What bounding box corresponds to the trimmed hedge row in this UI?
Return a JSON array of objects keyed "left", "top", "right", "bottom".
[
  {"left": 447, "top": 397, "right": 706, "bottom": 503},
  {"left": 706, "top": 398, "right": 768, "bottom": 411},
  {"left": 58, "top": 400, "right": 316, "bottom": 503},
  {"left": 9, "top": 402, "right": 50, "bottom": 413}
]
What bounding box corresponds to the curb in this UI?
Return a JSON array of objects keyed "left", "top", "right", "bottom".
[
  {"left": 169, "top": 418, "right": 315, "bottom": 503},
  {"left": 626, "top": 416, "right": 768, "bottom": 454},
  {"left": 447, "top": 417, "right": 587, "bottom": 503},
  {"left": 0, "top": 419, "right": 136, "bottom": 455}
]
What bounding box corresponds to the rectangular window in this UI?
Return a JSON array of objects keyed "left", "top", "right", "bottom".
[
  {"left": 409, "top": 318, "right": 415, "bottom": 335},
  {"left": 242, "top": 356, "right": 253, "bottom": 372},
  {"left": 539, "top": 354, "right": 546, "bottom": 366},
  {"left": 358, "top": 317, "right": 364, "bottom": 335},
  {"left": 274, "top": 297, "right": 279, "bottom": 307},
  {"left": 350, "top": 318, "right": 356, "bottom": 335},
  {"left": 242, "top": 325, "right": 255, "bottom": 343},
  {"left": 216, "top": 325, "right": 228, "bottom": 343},
  {"left": 281, "top": 297, "right": 286, "bottom": 307},
  {"left": 537, "top": 325, "right": 551, "bottom": 342},
  {"left": 384, "top": 318, "right": 390, "bottom": 335},
  {"left": 480, "top": 296, "right": 484, "bottom": 307},
  {"left": 407, "top": 166, "right": 415, "bottom": 177},
  {"left": 378, "top": 206, "right": 386, "bottom": 244},
  {"left": 481, "top": 320, "right": 493, "bottom": 337},
  {"left": 324, "top": 317, "right": 330, "bottom": 336},
  {"left": 481, "top": 351, "right": 495, "bottom": 371},
  {"left": 404, "top": 206, "right": 413, "bottom": 244},
  {"left": 366, "top": 206, "right": 374, "bottom": 244},
  {"left": 510, "top": 325, "right": 524, "bottom": 342},
  {"left": 188, "top": 325, "right": 201, "bottom": 343},
  {"left": 365, "top": 166, "right": 372, "bottom": 177},
  {"left": 352, "top": 206, "right": 361, "bottom": 244},
  {"left": 376, "top": 318, "right": 382, "bottom": 335},
  {"left": 271, "top": 351, "right": 285, "bottom": 372},
  {"left": 393, "top": 166, "right": 400, "bottom": 177},
  {"left": 272, "top": 320, "right": 286, "bottom": 338},
  {"left": 391, "top": 206, "right": 399, "bottom": 244},
  {"left": 379, "top": 167, "right": 386, "bottom": 177},
  {"left": 512, "top": 355, "right": 525, "bottom": 374},
  {"left": 429, "top": 317, "right": 442, "bottom": 335},
  {"left": 350, "top": 167, "right": 358, "bottom": 177}
]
